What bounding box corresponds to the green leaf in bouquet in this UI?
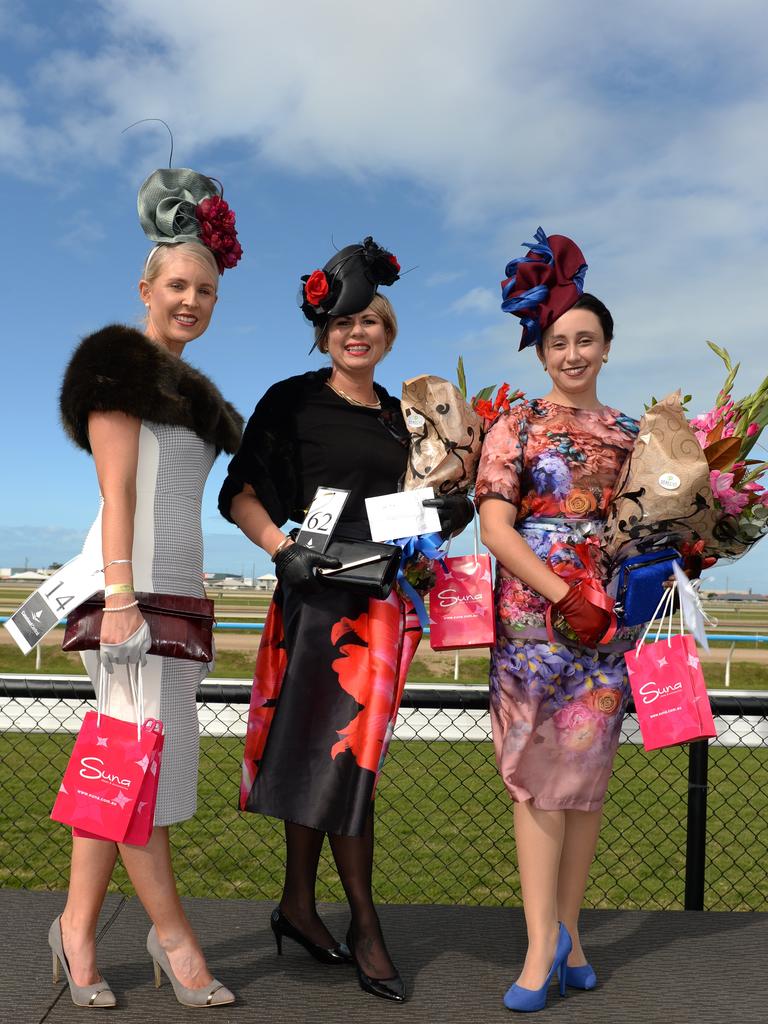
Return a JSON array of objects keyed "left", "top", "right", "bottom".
[
  {"left": 456, "top": 355, "right": 467, "bottom": 400},
  {"left": 474, "top": 385, "right": 496, "bottom": 403},
  {"left": 742, "top": 461, "right": 768, "bottom": 485},
  {"left": 707, "top": 340, "right": 733, "bottom": 371}
]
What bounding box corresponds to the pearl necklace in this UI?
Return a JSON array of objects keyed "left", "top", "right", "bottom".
[{"left": 326, "top": 380, "right": 381, "bottom": 409}]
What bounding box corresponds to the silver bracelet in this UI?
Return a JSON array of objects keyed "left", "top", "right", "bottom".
[
  {"left": 271, "top": 536, "right": 292, "bottom": 562},
  {"left": 102, "top": 600, "right": 139, "bottom": 613},
  {"left": 103, "top": 558, "right": 133, "bottom": 570}
]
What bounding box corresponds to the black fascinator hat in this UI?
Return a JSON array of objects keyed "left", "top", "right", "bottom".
[{"left": 300, "top": 236, "right": 400, "bottom": 337}]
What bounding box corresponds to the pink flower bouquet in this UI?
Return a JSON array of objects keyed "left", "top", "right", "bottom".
[{"left": 688, "top": 342, "right": 768, "bottom": 560}]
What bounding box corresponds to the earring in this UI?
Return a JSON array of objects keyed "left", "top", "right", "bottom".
[{"left": 602, "top": 354, "right": 609, "bottom": 364}]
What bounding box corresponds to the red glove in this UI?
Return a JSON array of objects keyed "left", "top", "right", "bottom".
[{"left": 552, "top": 584, "right": 613, "bottom": 648}]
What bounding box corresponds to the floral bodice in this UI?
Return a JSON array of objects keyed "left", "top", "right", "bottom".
[{"left": 475, "top": 398, "right": 639, "bottom": 642}]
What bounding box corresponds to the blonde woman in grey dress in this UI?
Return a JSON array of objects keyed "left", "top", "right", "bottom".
[{"left": 52, "top": 167, "right": 243, "bottom": 1008}]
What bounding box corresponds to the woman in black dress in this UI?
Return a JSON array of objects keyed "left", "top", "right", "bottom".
[{"left": 219, "top": 238, "right": 469, "bottom": 1002}]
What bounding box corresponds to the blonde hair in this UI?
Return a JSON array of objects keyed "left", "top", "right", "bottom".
[
  {"left": 315, "top": 293, "right": 398, "bottom": 354},
  {"left": 142, "top": 241, "right": 220, "bottom": 286}
]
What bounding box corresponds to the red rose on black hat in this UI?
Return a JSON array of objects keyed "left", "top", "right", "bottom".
[{"left": 304, "top": 270, "right": 330, "bottom": 306}]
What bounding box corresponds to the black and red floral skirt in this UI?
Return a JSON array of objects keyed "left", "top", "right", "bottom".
[{"left": 239, "top": 582, "right": 422, "bottom": 836}]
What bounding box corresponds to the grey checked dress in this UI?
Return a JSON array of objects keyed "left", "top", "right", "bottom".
[{"left": 80, "top": 422, "right": 216, "bottom": 826}]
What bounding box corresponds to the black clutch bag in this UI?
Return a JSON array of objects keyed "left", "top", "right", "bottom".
[{"left": 316, "top": 536, "right": 403, "bottom": 600}]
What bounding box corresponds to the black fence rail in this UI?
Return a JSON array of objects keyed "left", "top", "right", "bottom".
[{"left": 1, "top": 677, "right": 766, "bottom": 913}]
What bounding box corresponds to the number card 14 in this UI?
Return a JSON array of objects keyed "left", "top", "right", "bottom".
[{"left": 3, "top": 553, "right": 104, "bottom": 655}]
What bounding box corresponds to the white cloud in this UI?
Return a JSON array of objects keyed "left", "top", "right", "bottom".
[
  {"left": 7, "top": 0, "right": 766, "bottom": 224},
  {"left": 426, "top": 271, "right": 464, "bottom": 287},
  {"left": 449, "top": 287, "right": 498, "bottom": 316},
  {"left": 3, "top": 0, "right": 768, "bottom": 391}
]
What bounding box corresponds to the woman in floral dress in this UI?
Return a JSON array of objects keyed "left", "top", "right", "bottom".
[{"left": 476, "top": 228, "right": 639, "bottom": 1012}]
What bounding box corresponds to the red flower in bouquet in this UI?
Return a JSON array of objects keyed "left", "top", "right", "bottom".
[
  {"left": 304, "top": 269, "right": 330, "bottom": 306},
  {"left": 195, "top": 196, "right": 243, "bottom": 272},
  {"left": 471, "top": 382, "right": 526, "bottom": 427}
]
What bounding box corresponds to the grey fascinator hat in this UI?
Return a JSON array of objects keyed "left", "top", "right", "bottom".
[{"left": 137, "top": 167, "right": 243, "bottom": 272}]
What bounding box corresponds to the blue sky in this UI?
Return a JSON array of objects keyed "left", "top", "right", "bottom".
[{"left": 1, "top": 0, "right": 767, "bottom": 590}]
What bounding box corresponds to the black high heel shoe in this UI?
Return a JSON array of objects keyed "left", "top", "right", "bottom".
[
  {"left": 346, "top": 927, "right": 406, "bottom": 1002},
  {"left": 270, "top": 908, "right": 352, "bottom": 965}
]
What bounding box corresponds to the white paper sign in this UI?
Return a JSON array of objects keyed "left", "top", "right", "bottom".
[
  {"left": 3, "top": 553, "right": 104, "bottom": 655},
  {"left": 365, "top": 488, "right": 441, "bottom": 543}
]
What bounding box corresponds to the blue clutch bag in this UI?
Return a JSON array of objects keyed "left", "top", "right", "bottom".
[{"left": 614, "top": 548, "right": 681, "bottom": 626}]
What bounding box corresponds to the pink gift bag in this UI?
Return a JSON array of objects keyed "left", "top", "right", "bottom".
[
  {"left": 624, "top": 589, "right": 716, "bottom": 751},
  {"left": 429, "top": 553, "right": 496, "bottom": 651},
  {"left": 51, "top": 665, "right": 164, "bottom": 845}
]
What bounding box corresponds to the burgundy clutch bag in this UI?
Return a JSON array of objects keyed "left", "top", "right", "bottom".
[{"left": 63, "top": 592, "right": 214, "bottom": 663}]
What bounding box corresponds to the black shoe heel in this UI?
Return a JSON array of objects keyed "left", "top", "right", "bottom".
[
  {"left": 270, "top": 908, "right": 352, "bottom": 965},
  {"left": 271, "top": 921, "right": 283, "bottom": 956},
  {"left": 346, "top": 928, "right": 406, "bottom": 1002}
]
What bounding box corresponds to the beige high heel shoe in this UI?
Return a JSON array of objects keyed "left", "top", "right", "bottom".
[
  {"left": 48, "top": 916, "right": 117, "bottom": 1008},
  {"left": 146, "top": 925, "right": 234, "bottom": 1007}
]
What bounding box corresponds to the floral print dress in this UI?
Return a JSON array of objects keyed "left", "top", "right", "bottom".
[{"left": 475, "top": 398, "right": 639, "bottom": 811}]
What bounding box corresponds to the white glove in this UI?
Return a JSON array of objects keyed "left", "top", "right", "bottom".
[{"left": 99, "top": 620, "right": 152, "bottom": 674}]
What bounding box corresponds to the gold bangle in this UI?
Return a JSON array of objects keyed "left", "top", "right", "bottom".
[
  {"left": 102, "top": 600, "right": 139, "bottom": 613},
  {"left": 104, "top": 583, "right": 135, "bottom": 598}
]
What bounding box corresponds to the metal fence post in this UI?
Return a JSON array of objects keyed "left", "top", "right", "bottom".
[{"left": 684, "top": 739, "right": 709, "bottom": 910}]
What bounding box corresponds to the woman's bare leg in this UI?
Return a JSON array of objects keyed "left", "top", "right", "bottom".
[
  {"left": 119, "top": 826, "right": 212, "bottom": 989},
  {"left": 513, "top": 801, "right": 565, "bottom": 989},
  {"left": 59, "top": 836, "right": 119, "bottom": 985},
  {"left": 556, "top": 809, "right": 603, "bottom": 966}
]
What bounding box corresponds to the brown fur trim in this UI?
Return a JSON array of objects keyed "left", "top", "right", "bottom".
[{"left": 59, "top": 324, "right": 243, "bottom": 454}]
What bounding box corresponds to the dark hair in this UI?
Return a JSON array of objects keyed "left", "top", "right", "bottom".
[{"left": 570, "top": 292, "right": 614, "bottom": 342}]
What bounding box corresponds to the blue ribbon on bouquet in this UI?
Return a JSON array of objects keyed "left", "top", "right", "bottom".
[{"left": 389, "top": 532, "right": 447, "bottom": 629}]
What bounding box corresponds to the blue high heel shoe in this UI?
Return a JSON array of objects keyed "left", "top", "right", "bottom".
[
  {"left": 503, "top": 922, "right": 572, "bottom": 1012},
  {"left": 559, "top": 963, "right": 597, "bottom": 990}
]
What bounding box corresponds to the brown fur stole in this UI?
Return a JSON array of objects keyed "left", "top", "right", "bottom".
[{"left": 60, "top": 324, "right": 243, "bottom": 454}]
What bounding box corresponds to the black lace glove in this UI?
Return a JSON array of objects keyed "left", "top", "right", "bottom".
[
  {"left": 422, "top": 494, "right": 474, "bottom": 538},
  {"left": 274, "top": 543, "right": 342, "bottom": 593}
]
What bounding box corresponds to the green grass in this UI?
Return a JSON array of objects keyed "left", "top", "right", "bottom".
[{"left": 0, "top": 732, "right": 765, "bottom": 910}]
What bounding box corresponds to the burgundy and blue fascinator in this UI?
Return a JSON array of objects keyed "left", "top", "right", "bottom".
[
  {"left": 300, "top": 236, "right": 401, "bottom": 336},
  {"left": 500, "top": 227, "right": 587, "bottom": 350}
]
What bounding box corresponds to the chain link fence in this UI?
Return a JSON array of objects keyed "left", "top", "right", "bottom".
[{"left": 1, "top": 677, "right": 766, "bottom": 911}]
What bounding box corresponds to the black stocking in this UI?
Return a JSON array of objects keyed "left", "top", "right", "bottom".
[
  {"left": 279, "top": 821, "right": 337, "bottom": 948},
  {"left": 329, "top": 804, "right": 396, "bottom": 979}
]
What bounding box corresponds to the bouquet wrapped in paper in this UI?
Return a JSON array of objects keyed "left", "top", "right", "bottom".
[
  {"left": 602, "top": 391, "right": 718, "bottom": 570},
  {"left": 397, "top": 366, "right": 522, "bottom": 604},
  {"left": 401, "top": 362, "right": 523, "bottom": 495},
  {"left": 604, "top": 343, "right": 768, "bottom": 578},
  {"left": 688, "top": 343, "right": 768, "bottom": 560},
  {"left": 401, "top": 374, "right": 484, "bottom": 495}
]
